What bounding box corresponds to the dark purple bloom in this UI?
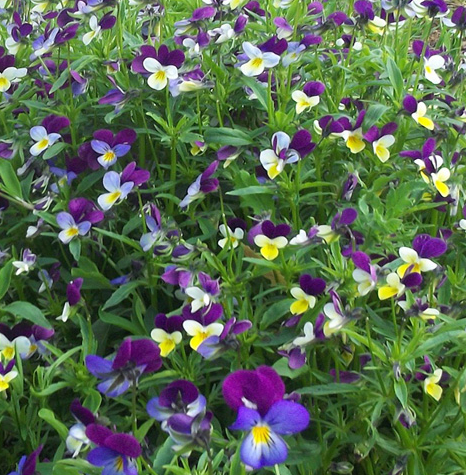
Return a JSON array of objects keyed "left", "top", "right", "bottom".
[
  {"left": 85, "top": 338, "right": 162, "bottom": 397},
  {"left": 260, "top": 220, "right": 291, "bottom": 239},
  {"left": 121, "top": 162, "right": 150, "bottom": 187},
  {"left": 421, "top": 0, "right": 448, "bottom": 17},
  {"left": 8, "top": 446, "right": 42, "bottom": 475},
  {"left": 179, "top": 160, "right": 219, "bottom": 209},
  {"left": 161, "top": 266, "right": 193, "bottom": 289},
  {"left": 132, "top": 44, "right": 185, "bottom": 73},
  {"left": 222, "top": 366, "right": 285, "bottom": 416},
  {"left": 90, "top": 129, "right": 136, "bottom": 169},
  {"left": 290, "top": 129, "right": 316, "bottom": 157},
  {"left": 67, "top": 278, "right": 83, "bottom": 306},
  {"left": 147, "top": 379, "right": 206, "bottom": 423},
  {"left": 412, "top": 234, "right": 447, "bottom": 258},
  {"left": 86, "top": 424, "right": 141, "bottom": 475}
]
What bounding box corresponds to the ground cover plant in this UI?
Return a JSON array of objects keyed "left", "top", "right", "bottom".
[{"left": 1, "top": 0, "right": 466, "bottom": 473}]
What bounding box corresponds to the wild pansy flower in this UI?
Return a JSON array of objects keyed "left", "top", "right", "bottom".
[
  {"left": 151, "top": 313, "right": 183, "bottom": 357},
  {"left": 66, "top": 399, "right": 95, "bottom": 457},
  {"left": 378, "top": 271, "right": 423, "bottom": 300},
  {"left": 292, "top": 81, "right": 325, "bottom": 115},
  {"left": 57, "top": 198, "right": 104, "bottom": 244},
  {"left": 86, "top": 424, "right": 141, "bottom": 475},
  {"left": 337, "top": 110, "right": 366, "bottom": 153},
  {"left": 282, "top": 41, "right": 306, "bottom": 67},
  {"left": 0, "top": 54, "right": 27, "bottom": 93},
  {"left": 259, "top": 132, "right": 298, "bottom": 179},
  {"left": 0, "top": 359, "right": 17, "bottom": 393},
  {"left": 239, "top": 42, "right": 280, "bottom": 77},
  {"left": 254, "top": 220, "right": 290, "bottom": 261},
  {"left": 352, "top": 251, "right": 378, "bottom": 296},
  {"left": 183, "top": 319, "right": 224, "bottom": 351},
  {"left": 197, "top": 317, "right": 252, "bottom": 359},
  {"left": 98, "top": 171, "right": 134, "bottom": 211},
  {"left": 223, "top": 367, "right": 309, "bottom": 469},
  {"left": 364, "top": 122, "right": 397, "bottom": 163},
  {"left": 278, "top": 322, "right": 316, "bottom": 369},
  {"left": 443, "top": 6, "right": 466, "bottom": 31},
  {"left": 5, "top": 13, "right": 33, "bottom": 55},
  {"left": 12, "top": 248, "right": 36, "bottom": 275},
  {"left": 140, "top": 205, "right": 177, "bottom": 254},
  {"left": 7, "top": 446, "right": 42, "bottom": 475},
  {"left": 179, "top": 160, "right": 219, "bottom": 209},
  {"left": 132, "top": 44, "right": 185, "bottom": 90},
  {"left": 424, "top": 368, "right": 443, "bottom": 401},
  {"left": 290, "top": 274, "right": 326, "bottom": 315},
  {"left": 353, "top": 0, "right": 387, "bottom": 35},
  {"left": 218, "top": 218, "right": 247, "bottom": 249},
  {"left": 323, "top": 290, "right": 353, "bottom": 336},
  {"left": 317, "top": 208, "right": 358, "bottom": 244},
  {"left": 274, "top": 17, "right": 293, "bottom": 39},
  {"left": 161, "top": 265, "right": 193, "bottom": 289},
  {"left": 398, "top": 298, "right": 440, "bottom": 321},
  {"left": 400, "top": 138, "right": 450, "bottom": 196},
  {"left": 85, "top": 338, "right": 162, "bottom": 397},
  {"left": 91, "top": 129, "right": 136, "bottom": 169},
  {"left": 397, "top": 233, "right": 447, "bottom": 277},
  {"left": 403, "top": 95, "right": 434, "bottom": 130},
  {"left": 58, "top": 278, "right": 83, "bottom": 322},
  {"left": 423, "top": 54, "right": 445, "bottom": 85},
  {"left": 147, "top": 379, "right": 207, "bottom": 427},
  {"left": 82, "top": 13, "right": 116, "bottom": 45},
  {"left": 29, "top": 115, "right": 69, "bottom": 157},
  {"left": 185, "top": 272, "right": 220, "bottom": 313}
]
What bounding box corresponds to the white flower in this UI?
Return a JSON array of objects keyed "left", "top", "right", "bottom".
[
  {"left": 29, "top": 126, "right": 61, "bottom": 157},
  {"left": 411, "top": 101, "right": 434, "bottom": 130},
  {"left": 218, "top": 224, "right": 244, "bottom": 249},
  {"left": 182, "top": 320, "right": 224, "bottom": 350},
  {"left": 186, "top": 286, "right": 211, "bottom": 312},
  {"left": 0, "top": 67, "right": 27, "bottom": 93},
  {"left": 143, "top": 58, "right": 179, "bottom": 90},
  {"left": 82, "top": 15, "right": 101, "bottom": 45},
  {"left": 291, "top": 90, "right": 320, "bottom": 115},
  {"left": 293, "top": 322, "right": 315, "bottom": 347},
  {"left": 424, "top": 55, "right": 445, "bottom": 85},
  {"left": 57, "top": 302, "right": 71, "bottom": 322},
  {"left": 97, "top": 172, "right": 134, "bottom": 211},
  {"left": 240, "top": 42, "right": 280, "bottom": 77}
]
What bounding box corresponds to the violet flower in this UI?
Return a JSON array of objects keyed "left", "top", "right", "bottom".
[
  {"left": 253, "top": 220, "right": 290, "bottom": 261},
  {"left": 8, "top": 446, "right": 43, "bottom": 475},
  {"left": 229, "top": 400, "right": 309, "bottom": 469},
  {"left": 151, "top": 313, "right": 184, "bottom": 357},
  {"left": 86, "top": 424, "right": 141, "bottom": 475},
  {"left": 179, "top": 160, "right": 219, "bottom": 209},
  {"left": 66, "top": 399, "right": 95, "bottom": 457},
  {"left": 91, "top": 129, "right": 137, "bottom": 169},
  {"left": 352, "top": 251, "right": 378, "bottom": 296},
  {"left": 85, "top": 338, "right": 162, "bottom": 397},
  {"left": 364, "top": 122, "right": 397, "bottom": 162}
]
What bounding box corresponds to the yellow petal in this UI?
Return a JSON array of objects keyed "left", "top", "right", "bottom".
[
  {"left": 347, "top": 135, "right": 365, "bottom": 153},
  {"left": 378, "top": 286, "right": 398, "bottom": 300},
  {"left": 190, "top": 332, "right": 209, "bottom": 350},
  {"left": 426, "top": 382, "right": 443, "bottom": 401},
  {"left": 260, "top": 244, "right": 279, "bottom": 261},
  {"left": 267, "top": 164, "right": 281, "bottom": 179},
  {"left": 434, "top": 180, "right": 449, "bottom": 197},
  {"left": 159, "top": 338, "right": 176, "bottom": 357},
  {"left": 290, "top": 299, "right": 309, "bottom": 315},
  {"left": 417, "top": 116, "right": 434, "bottom": 130}
]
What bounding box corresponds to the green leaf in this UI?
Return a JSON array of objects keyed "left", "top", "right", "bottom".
[
  {"left": 98, "top": 308, "right": 142, "bottom": 334},
  {"left": 273, "top": 358, "right": 308, "bottom": 379},
  {"left": 135, "top": 419, "right": 155, "bottom": 441},
  {"left": 204, "top": 127, "right": 253, "bottom": 146},
  {"left": 31, "top": 382, "right": 70, "bottom": 397},
  {"left": 260, "top": 299, "right": 292, "bottom": 329},
  {"left": 297, "top": 383, "right": 361, "bottom": 395},
  {"left": 226, "top": 186, "right": 274, "bottom": 196},
  {"left": 242, "top": 77, "right": 268, "bottom": 111},
  {"left": 102, "top": 281, "right": 141, "bottom": 310},
  {"left": 229, "top": 444, "right": 245, "bottom": 475},
  {"left": 38, "top": 408, "right": 68, "bottom": 439},
  {"left": 152, "top": 437, "right": 175, "bottom": 473},
  {"left": 93, "top": 227, "right": 141, "bottom": 250},
  {"left": 0, "top": 160, "right": 23, "bottom": 199},
  {"left": 386, "top": 57, "right": 404, "bottom": 100},
  {"left": 69, "top": 239, "right": 81, "bottom": 262},
  {"left": 4, "top": 301, "right": 51, "bottom": 328},
  {"left": 0, "top": 259, "right": 14, "bottom": 301},
  {"left": 364, "top": 104, "right": 390, "bottom": 128},
  {"left": 394, "top": 379, "right": 408, "bottom": 408},
  {"left": 83, "top": 390, "right": 102, "bottom": 413},
  {"left": 49, "top": 70, "right": 70, "bottom": 94},
  {"left": 42, "top": 142, "right": 68, "bottom": 160}
]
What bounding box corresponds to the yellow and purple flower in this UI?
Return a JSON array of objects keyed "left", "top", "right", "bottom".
[
  {"left": 290, "top": 274, "right": 326, "bottom": 315},
  {"left": 403, "top": 95, "right": 435, "bottom": 130},
  {"left": 239, "top": 41, "right": 280, "bottom": 77},
  {"left": 253, "top": 220, "right": 290, "bottom": 260},
  {"left": 292, "top": 81, "right": 325, "bottom": 115},
  {"left": 364, "top": 122, "right": 397, "bottom": 163},
  {"left": 91, "top": 129, "right": 135, "bottom": 169},
  {"left": 86, "top": 424, "right": 141, "bottom": 475},
  {"left": 150, "top": 313, "right": 183, "bottom": 357},
  {"left": 352, "top": 251, "right": 378, "bottom": 296}
]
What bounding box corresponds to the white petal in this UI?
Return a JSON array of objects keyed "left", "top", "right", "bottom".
[
  {"left": 242, "top": 41, "right": 262, "bottom": 59},
  {"left": 399, "top": 247, "right": 419, "bottom": 263}
]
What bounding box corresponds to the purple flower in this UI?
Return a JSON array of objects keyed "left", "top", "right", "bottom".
[
  {"left": 197, "top": 317, "right": 252, "bottom": 359},
  {"left": 229, "top": 400, "right": 309, "bottom": 469},
  {"left": 364, "top": 123, "right": 397, "bottom": 162},
  {"left": 91, "top": 129, "right": 136, "bottom": 169},
  {"left": 179, "top": 160, "right": 219, "bottom": 209},
  {"left": 352, "top": 251, "right": 378, "bottom": 295},
  {"left": 67, "top": 399, "right": 95, "bottom": 457},
  {"left": 161, "top": 265, "right": 193, "bottom": 289},
  {"left": 222, "top": 366, "right": 285, "bottom": 416},
  {"left": 165, "top": 410, "right": 213, "bottom": 452},
  {"left": 85, "top": 338, "right": 162, "bottom": 397},
  {"left": 8, "top": 446, "right": 43, "bottom": 475},
  {"left": 86, "top": 424, "right": 141, "bottom": 475},
  {"left": 57, "top": 198, "right": 103, "bottom": 244},
  {"left": 67, "top": 278, "right": 83, "bottom": 306},
  {"left": 147, "top": 379, "right": 206, "bottom": 424}
]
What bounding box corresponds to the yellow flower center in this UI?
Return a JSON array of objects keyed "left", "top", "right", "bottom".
[
  {"left": 103, "top": 150, "right": 116, "bottom": 162},
  {"left": 115, "top": 456, "right": 124, "bottom": 471},
  {"left": 0, "top": 76, "right": 10, "bottom": 91},
  {"left": 2, "top": 347, "right": 14, "bottom": 360},
  {"left": 0, "top": 378, "right": 9, "bottom": 392},
  {"left": 159, "top": 338, "right": 176, "bottom": 357},
  {"left": 251, "top": 58, "right": 263, "bottom": 69},
  {"left": 109, "top": 191, "right": 122, "bottom": 202},
  {"left": 251, "top": 425, "right": 271, "bottom": 445},
  {"left": 66, "top": 226, "right": 79, "bottom": 239},
  {"left": 425, "top": 66, "right": 433, "bottom": 74},
  {"left": 155, "top": 70, "right": 166, "bottom": 82},
  {"left": 38, "top": 138, "right": 49, "bottom": 150}
]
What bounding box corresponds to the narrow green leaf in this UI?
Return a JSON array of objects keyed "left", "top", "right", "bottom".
[
  {"left": 0, "top": 160, "right": 23, "bottom": 199},
  {"left": 38, "top": 408, "right": 69, "bottom": 439},
  {"left": 4, "top": 301, "right": 51, "bottom": 328}
]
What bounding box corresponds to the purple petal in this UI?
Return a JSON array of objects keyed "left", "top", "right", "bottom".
[
  {"left": 130, "top": 338, "right": 161, "bottom": 373},
  {"left": 264, "top": 400, "right": 310, "bottom": 434},
  {"left": 422, "top": 138, "right": 436, "bottom": 158},
  {"left": 303, "top": 81, "right": 325, "bottom": 97},
  {"left": 299, "top": 274, "right": 326, "bottom": 295},
  {"left": 402, "top": 272, "right": 422, "bottom": 287},
  {"left": 105, "top": 433, "right": 141, "bottom": 458},
  {"left": 352, "top": 251, "right": 371, "bottom": 272},
  {"left": 67, "top": 278, "right": 83, "bottom": 306},
  {"left": 86, "top": 355, "right": 113, "bottom": 377},
  {"left": 70, "top": 399, "right": 95, "bottom": 425},
  {"left": 339, "top": 208, "right": 358, "bottom": 225},
  {"left": 403, "top": 95, "right": 417, "bottom": 114},
  {"left": 229, "top": 406, "right": 260, "bottom": 431},
  {"left": 85, "top": 423, "right": 113, "bottom": 445},
  {"left": 112, "top": 338, "right": 131, "bottom": 370}
]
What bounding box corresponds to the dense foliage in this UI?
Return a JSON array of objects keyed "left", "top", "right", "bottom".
[{"left": 1, "top": 0, "right": 466, "bottom": 474}]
